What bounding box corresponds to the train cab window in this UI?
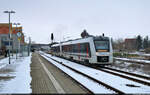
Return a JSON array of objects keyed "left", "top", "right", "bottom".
[{"left": 94, "top": 40, "right": 109, "bottom": 51}]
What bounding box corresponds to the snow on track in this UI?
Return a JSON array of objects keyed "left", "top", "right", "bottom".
[
  {"left": 115, "top": 57, "right": 150, "bottom": 64},
  {"left": 0, "top": 57, "right": 15, "bottom": 69},
  {"left": 40, "top": 52, "right": 150, "bottom": 94},
  {"left": 40, "top": 54, "right": 115, "bottom": 94},
  {"left": 0, "top": 55, "right": 32, "bottom": 93},
  {"left": 102, "top": 68, "right": 150, "bottom": 83}
]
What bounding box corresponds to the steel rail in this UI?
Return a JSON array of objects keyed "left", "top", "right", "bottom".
[
  {"left": 93, "top": 67, "right": 150, "bottom": 87},
  {"left": 39, "top": 54, "right": 94, "bottom": 94},
  {"left": 103, "top": 67, "right": 150, "bottom": 80},
  {"left": 43, "top": 54, "right": 125, "bottom": 94},
  {"left": 45, "top": 52, "right": 150, "bottom": 87},
  {"left": 114, "top": 58, "right": 150, "bottom": 65}
]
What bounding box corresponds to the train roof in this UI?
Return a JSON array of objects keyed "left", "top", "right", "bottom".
[
  {"left": 61, "top": 36, "right": 109, "bottom": 43},
  {"left": 51, "top": 43, "right": 60, "bottom": 47},
  {"left": 51, "top": 35, "right": 109, "bottom": 47}
]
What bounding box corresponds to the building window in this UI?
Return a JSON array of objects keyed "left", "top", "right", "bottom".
[
  {"left": 2, "top": 41, "right": 12, "bottom": 46},
  {"left": 1, "top": 36, "right": 7, "bottom": 41}
]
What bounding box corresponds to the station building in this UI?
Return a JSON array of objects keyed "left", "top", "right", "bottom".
[{"left": 0, "top": 23, "right": 24, "bottom": 52}]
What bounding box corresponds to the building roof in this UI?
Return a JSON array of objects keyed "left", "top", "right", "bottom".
[
  {"left": 125, "top": 38, "right": 136, "bottom": 43},
  {"left": 125, "top": 38, "right": 136, "bottom": 42}
]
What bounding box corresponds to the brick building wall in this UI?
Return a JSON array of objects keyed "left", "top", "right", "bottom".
[
  {"left": 0, "top": 23, "right": 24, "bottom": 51},
  {"left": 124, "top": 38, "right": 137, "bottom": 50}
]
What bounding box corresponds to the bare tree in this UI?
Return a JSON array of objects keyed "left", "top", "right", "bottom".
[{"left": 113, "top": 38, "right": 124, "bottom": 51}]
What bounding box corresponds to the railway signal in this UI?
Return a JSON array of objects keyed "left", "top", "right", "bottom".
[{"left": 51, "top": 33, "right": 54, "bottom": 43}]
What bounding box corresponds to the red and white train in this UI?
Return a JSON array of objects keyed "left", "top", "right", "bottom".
[{"left": 51, "top": 36, "right": 113, "bottom": 65}]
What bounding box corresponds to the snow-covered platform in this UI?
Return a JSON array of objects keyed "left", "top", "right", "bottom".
[
  {"left": 0, "top": 54, "right": 32, "bottom": 93},
  {"left": 0, "top": 52, "right": 88, "bottom": 94}
]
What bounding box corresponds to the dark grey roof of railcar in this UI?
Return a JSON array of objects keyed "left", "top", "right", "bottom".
[{"left": 60, "top": 35, "right": 109, "bottom": 43}]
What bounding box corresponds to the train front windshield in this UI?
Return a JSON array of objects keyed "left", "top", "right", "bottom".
[{"left": 94, "top": 40, "right": 109, "bottom": 52}]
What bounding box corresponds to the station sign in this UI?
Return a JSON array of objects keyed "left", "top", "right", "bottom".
[
  {"left": 17, "top": 32, "right": 21, "bottom": 37},
  {"left": 18, "top": 37, "right": 21, "bottom": 41}
]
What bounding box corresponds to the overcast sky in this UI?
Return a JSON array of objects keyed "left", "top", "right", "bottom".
[{"left": 0, "top": 0, "right": 150, "bottom": 43}]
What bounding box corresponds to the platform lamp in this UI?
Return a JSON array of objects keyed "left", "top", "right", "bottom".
[{"left": 4, "top": 10, "right": 15, "bottom": 64}]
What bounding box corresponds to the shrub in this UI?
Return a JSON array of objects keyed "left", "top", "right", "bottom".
[
  {"left": 145, "top": 48, "right": 150, "bottom": 53},
  {"left": 113, "top": 52, "right": 139, "bottom": 58}
]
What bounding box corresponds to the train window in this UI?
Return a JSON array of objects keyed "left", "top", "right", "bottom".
[
  {"left": 55, "top": 46, "right": 60, "bottom": 52},
  {"left": 52, "top": 46, "right": 59, "bottom": 52},
  {"left": 69, "top": 45, "right": 72, "bottom": 53},
  {"left": 80, "top": 43, "right": 88, "bottom": 53},
  {"left": 94, "top": 40, "right": 109, "bottom": 51},
  {"left": 75, "top": 44, "right": 78, "bottom": 53},
  {"left": 64, "top": 45, "right": 67, "bottom": 52},
  {"left": 61, "top": 43, "right": 91, "bottom": 56},
  {"left": 80, "top": 44, "right": 85, "bottom": 53},
  {"left": 79, "top": 43, "right": 91, "bottom": 56},
  {"left": 66, "top": 45, "right": 68, "bottom": 52},
  {"left": 72, "top": 44, "right": 77, "bottom": 53},
  {"left": 77, "top": 43, "right": 80, "bottom": 53},
  {"left": 62, "top": 46, "right": 64, "bottom": 52}
]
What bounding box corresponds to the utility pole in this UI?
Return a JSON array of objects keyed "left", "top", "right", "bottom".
[{"left": 28, "top": 37, "right": 31, "bottom": 56}]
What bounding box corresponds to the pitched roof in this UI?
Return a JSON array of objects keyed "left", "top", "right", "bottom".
[{"left": 125, "top": 38, "right": 136, "bottom": 42}]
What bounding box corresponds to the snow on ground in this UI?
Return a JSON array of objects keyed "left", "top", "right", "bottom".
[
  {"left": 109, "top": 60, "right": 150, "bottom": 77},
  {"left": 120, "top": 51, "right": 150, "bottom": 58},
  {"left": 40, "top": 52, "right": 150, "bottom": 94},
  {"left": 40, "top": 54, "right": 115, "bottom": 94},
  {"left": 115, "top": 57, "right": 150, "bottom": 64},
  {"left": 0, "top": 54, "right": 32, "bottom": 93},
  {"left": 140, "top": 54, "right": 150, "bottom": 56},
  {"left": 114, "top": 57, "right": 150, "bottom": 76},
  {"left": 102, "top": 68, "right": 150, "bottom": 83},
  {"left": 128, "top": 51, "right": 144, "bottom": 55}
]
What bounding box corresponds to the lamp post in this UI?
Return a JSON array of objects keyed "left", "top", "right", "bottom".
[
  {"left": 28, "top": 37, "right": 31, "bottom": 56},
  {"left": 4, "top": 10, "right": 15, "bottom": 64},
  {"left": 13, "top": 23, "right": 20, "bottom": 59}
]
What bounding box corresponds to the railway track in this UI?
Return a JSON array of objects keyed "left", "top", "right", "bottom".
[
  {"left": 95, "top": 67, "right": 150, "bottom": 86},
  {"left": 41, "top": 52, "right": 150, "bottom": 94},
  {"left": 114, "top": 58, "right": 150, "bottom": 65},
  {"left": 47, "top": 52, "right": 150, "bottom": 85},
  {"left": 103, "top": 67, "right": 150, "bottom": 80},
  {"left": 80, "top": 62, "right": 150, "bottom": 87},
  {"left": 41, "top": 54, "right": 124, "bottom": 94},
  {"left": 50, "top": 54, "right": 150, "bottom": 87},
  {"left": 74, "top": 62, "right": 150, "bottom": 87}
]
